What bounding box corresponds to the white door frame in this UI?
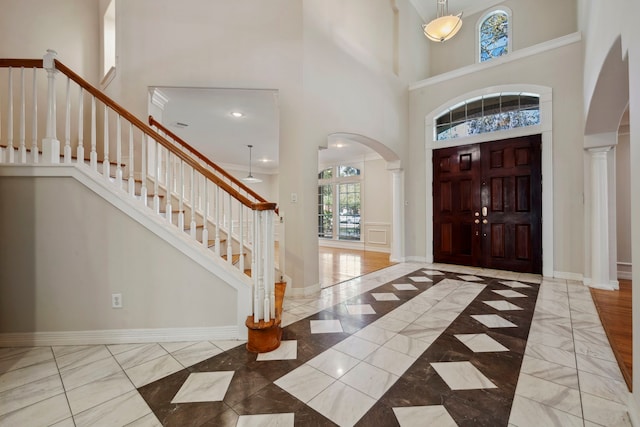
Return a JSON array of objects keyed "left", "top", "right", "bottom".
[{"left": 424, "top": 84, "right": 554, "bottom": 277}]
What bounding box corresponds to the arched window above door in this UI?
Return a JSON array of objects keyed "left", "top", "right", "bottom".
[
  {"left": 435, "top": 92, "right": 540, "bottom": 141},
  {"left": 478, "top": 8, "right": 511, "bottom": 63}
]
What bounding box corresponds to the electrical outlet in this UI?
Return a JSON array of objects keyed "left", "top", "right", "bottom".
[{"left": 112, "top": 293, "right": 123, "bottom": 308}]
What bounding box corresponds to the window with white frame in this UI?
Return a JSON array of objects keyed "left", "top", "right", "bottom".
[
  {"left": 102, "top": 0, "right": 116, "bottom": 85},
  {"left": 478, "top": 8, "right": 511, "bottom": 63},
  {"left": 318, "top": 165, "right": 362, "bottom": 241}
]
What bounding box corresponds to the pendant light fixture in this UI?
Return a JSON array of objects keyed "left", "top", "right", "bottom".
[
  {"left": 423, "top": 0, "right": 463, "bottom": 42},
  {"left": 242, "top": 144, "right": 262, "bottom": 183}
]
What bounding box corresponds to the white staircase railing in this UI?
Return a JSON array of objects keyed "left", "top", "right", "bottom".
[{"left": 0, "top": 50, "right": 279, "bottom": 324}]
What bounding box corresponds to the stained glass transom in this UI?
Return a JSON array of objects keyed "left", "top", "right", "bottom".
[{"left": 435, "top": 93, "right": 540, "bottom": 141}]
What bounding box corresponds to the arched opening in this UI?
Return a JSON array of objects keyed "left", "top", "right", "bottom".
[
  {"left": 583, "top": 37, "right": 632, "bottom": 390},
  {"left": 317, "top": 132, "right": 402, "bottom": 288}
]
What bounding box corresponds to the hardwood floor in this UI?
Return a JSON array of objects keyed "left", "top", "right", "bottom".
[
  {"left": 590, "top": 279, "right": 633, "bottom": 391},
  {"left": 319, "top": 246, "right": 396, "bottom": 288}
]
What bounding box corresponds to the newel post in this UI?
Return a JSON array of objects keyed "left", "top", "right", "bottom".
[{"left": 42, "top": 49, "right": 60, "bottom": 163}]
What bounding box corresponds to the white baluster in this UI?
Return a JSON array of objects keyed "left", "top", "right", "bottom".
[
  {"left": 103, "top": 106, "right": 110, "bottom": 179},
  {"left": 260, "top": 211, "right": 270, "bottom": 322},
  {"left": 153, "top": 140, "right": 160, "bottom": 214},
  {"left": 42, "top": 49, "right": 59, "bottom": 163},
  {"left": 202, "top": 178, "right": 209, "bottom": 246},
  {"left": 190, "top": 167, "right": 196, "bottom": 238},
  {"left": 266, "top": 211, "right": 275, "bottom": 319},
  {"left": 239, "top": 205, "right": 245, "bottom": 274},
  {"left": 128, "top": 123, "right": 135, "bottom": 196},
  {"left": 7, "top": 67, "right": 14, "bottom": 163},
  {"left": 165, "top": 151, "right": 172, "bottom": 223},
  {"left": 90, "top": 96, "right": 97, "bottom": 170},
  {"left": 253, "top": 209, "right": 259, "bottom": 322},
  {"left": 31, "top": 68, "right": 38, "bottom": 163},
  {"left": 215, "top": 186, "right": 221, "bottom": 256},
  {"left": 115, "top": 115, "right": 123, "bottom": 188},
  {"left": 178, "top": 160, "right": 184, "bottom": 231},
  {"left": 19, "top": 67, "right": 26, "bottom": 163},
  {"left": 227, "top": 193, "right": 233, "bottom": 265},
  {"left": 76, "top": 87, "right": 84, "bottom": 164},
  {"left": 141, "top": 133, "right": 148, "bottom": 205},
  {"left": 64, "top": 76, "right": 71, "bottom": 163}
]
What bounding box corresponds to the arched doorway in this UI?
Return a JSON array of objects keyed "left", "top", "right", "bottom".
[
  {"left": 317, "top": 133, "right": 403, "bottom": 288},
  {"left": 583, "top": 37, "right": 632, "bottom": 390}
]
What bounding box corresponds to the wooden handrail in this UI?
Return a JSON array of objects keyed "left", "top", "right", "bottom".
[
  {"left": 51, "top": 59, "right": 269, "bottom": 211},
  {"left": 0, "top": 59, "right": 43, "bottom": 68},
  {"left": 148, "top": 115, "right": 272, "bottom": 207}
]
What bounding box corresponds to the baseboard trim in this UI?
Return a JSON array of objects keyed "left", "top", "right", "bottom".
[
  {"left": 583, "top": 277, "right": 620, "bottom": 290},
  {"left": 617, "top": 262, "right": 632, "bottom": 280},
  {"left": 288, "top": 282, "right": 321, "bottom": 298},
  {"left": 629, "top": 395, "right": 640, "bottom": 427},
  {"left": 0, "top": 326, "right": 239, "bottom": 347},
  {"left": 553, "top": 271, "right": 584, "bottom": 281},
  {"left": 405, "top": 256, "right": 429, "bottom": 263}
]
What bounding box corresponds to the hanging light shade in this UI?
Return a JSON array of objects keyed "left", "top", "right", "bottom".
[
  {"left": 423, "top": 0, "right": 463, "bottom": 42},
  {"left": 242, "top": 144, "right": 262, "bottom": 183}
]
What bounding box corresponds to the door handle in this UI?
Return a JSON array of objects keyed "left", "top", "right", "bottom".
[
  {"left": 474, "top": 219, "right": 480, "bottom": 224},
  {"left": 482, "top": 206, "right": 488, "bottom": 216}
]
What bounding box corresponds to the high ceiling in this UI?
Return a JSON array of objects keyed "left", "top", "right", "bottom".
[
  {"left": 154, "top": 1, "right": 500, "bottom": 174},
  {"left": 409, "top": 0, "right": 499, "bottom": 22}
]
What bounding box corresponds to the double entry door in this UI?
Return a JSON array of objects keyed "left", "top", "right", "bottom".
[{"left": 433, "top": 135, "right": 542, "bottom": 273}]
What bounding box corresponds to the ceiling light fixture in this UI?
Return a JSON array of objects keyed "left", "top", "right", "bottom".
[
  {"left": 423, "top": 0, "right": 463, "bottom": 43},
  {"left": 230, "top": 111, "right": 244, "bottom": 118},
  {"left": 241, "top": 144, "right": 262, "bottom": 183}
]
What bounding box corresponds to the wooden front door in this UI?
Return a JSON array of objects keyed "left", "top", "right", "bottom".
[{"left": 433, "top": 135, "right": 542, "bottom": 273}]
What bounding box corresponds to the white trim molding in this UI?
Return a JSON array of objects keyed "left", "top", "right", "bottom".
[
  {"left": 617, "top": 261, "right": 632, "bottom": 280},
  {"left": 424, "top": 84, "right": 554, "bottom": 278},
  {"left": 410, "top": 32, "right": 581, "bottom": 91}
]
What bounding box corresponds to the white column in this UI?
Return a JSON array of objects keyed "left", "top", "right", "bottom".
[
  {"left": 588, "top": 146, "right": 616, "bottom": 289},
  {"left": 42, "top": 49, "right": 60, "bottom": 163},
  {"left": 390, "top": 168, "right": 405, "bottom": 262}
]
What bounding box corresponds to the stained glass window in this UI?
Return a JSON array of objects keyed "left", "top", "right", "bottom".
[
  {"left": 480, "top": 11, "right": 509, "bottom": 62},
  {"left": 435, "top": 93, "right": 540, "bottom": 141}
]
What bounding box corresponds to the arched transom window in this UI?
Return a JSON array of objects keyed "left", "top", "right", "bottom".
[
  {"left": 479, "top": 9, "right": 510, "bottom": 62},
  {"left": 435, "top": 92, "right": 540, "bottom": 141}
]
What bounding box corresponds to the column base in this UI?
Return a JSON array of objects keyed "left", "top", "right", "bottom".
[{"left": 245, "top": 282, "right": 286, "bottom": 353}]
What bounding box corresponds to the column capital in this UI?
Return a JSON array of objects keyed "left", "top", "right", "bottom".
[{"left": 587, "top": 145, "right": 613, "bottom": 154}]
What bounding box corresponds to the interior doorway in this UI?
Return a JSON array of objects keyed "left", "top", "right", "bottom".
[{"left": 433, "top": 135, "right": 542, "bottom": 273}]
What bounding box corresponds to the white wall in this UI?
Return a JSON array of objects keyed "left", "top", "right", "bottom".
[
  {"left": 0, "top": 176, "right": 238, "bottom": 334},
  {"left": 363, "top": 158, "right": 393, "bottom": 252},
  {"left": 616, "top": 132, "right": 632, "bottom": 276},
  {"left": 0, "top": 0, "right": 99, "bottom": 79},
  {"left": 429, "top": 0, "right": 577, "bottom": 76},
  {"left": 0, "top": 0, "right": 101, "bottom": 159}
]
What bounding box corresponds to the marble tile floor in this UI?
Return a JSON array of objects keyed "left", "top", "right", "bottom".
[{"left": 0, "top": 262, "right": 634, "bottom": 426}]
